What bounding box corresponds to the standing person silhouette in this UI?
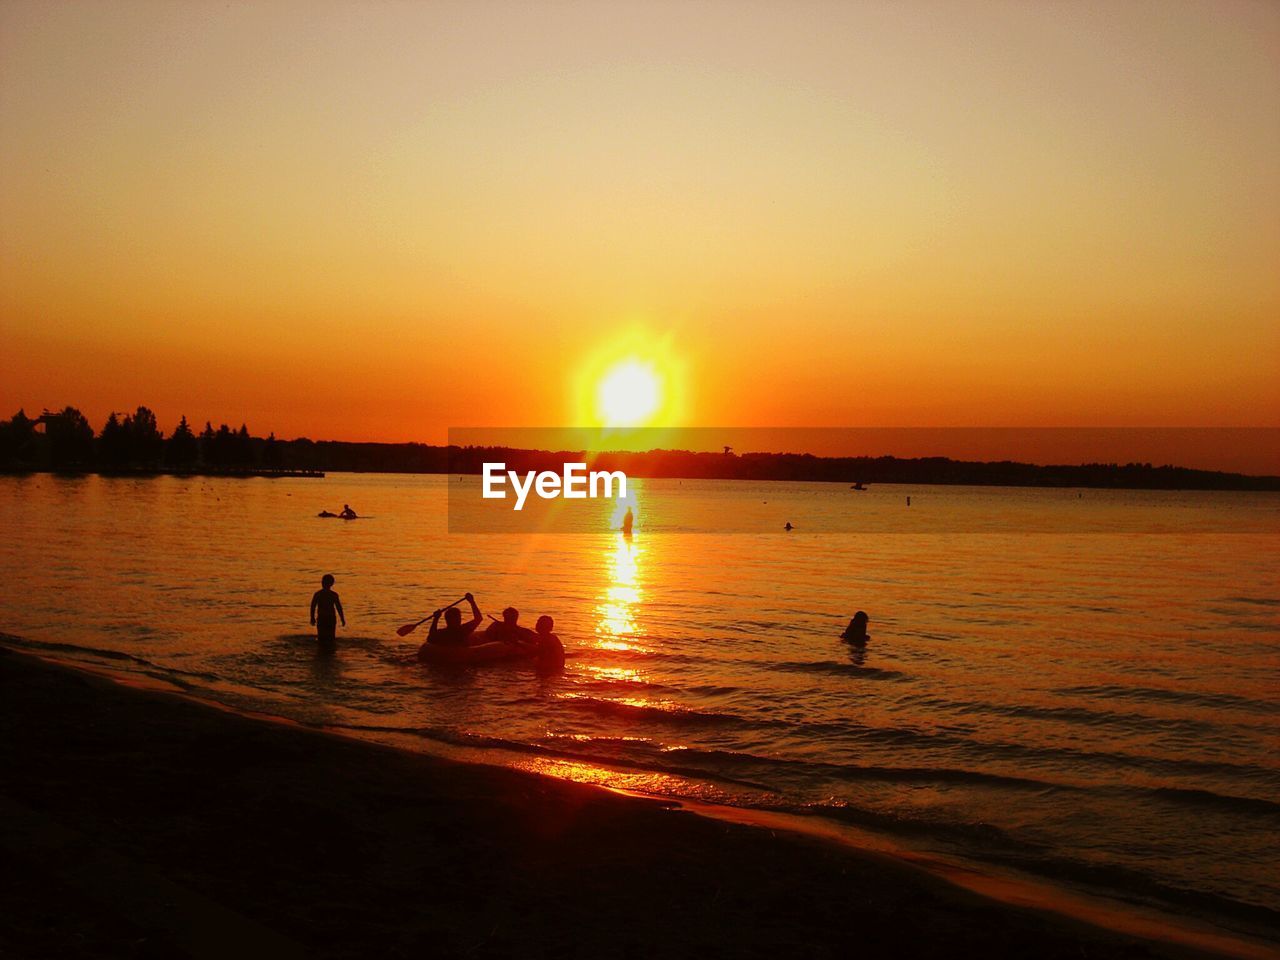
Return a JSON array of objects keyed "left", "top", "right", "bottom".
[{"left": 310, "top": 574, "right": 346, "bottom": 646}]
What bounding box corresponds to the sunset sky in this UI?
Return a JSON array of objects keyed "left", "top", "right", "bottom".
[{"left": 2, "top": 0, "right": 1278, "bottom": 450}]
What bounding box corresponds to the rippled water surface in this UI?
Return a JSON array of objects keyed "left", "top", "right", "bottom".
[{"left": 2, "top": 473, "right": 1277, "bottom": 934}]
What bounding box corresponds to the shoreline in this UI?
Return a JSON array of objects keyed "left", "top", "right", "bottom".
[
  {"left": 4, "top": 466, "right": 1280, "bottom": 492},
  {"left": 2, "top": 643, "right": 1275, "bottom": 959}
]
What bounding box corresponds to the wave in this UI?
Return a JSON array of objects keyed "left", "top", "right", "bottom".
[
  {"left": 0, "top": 633, "right": 224, "bottom": 684},
  {"left": 974, "top": 844, "right": 1280, "bottom": 931},
  {"left": 573, "top": 648, "right": 909, "bottom": 681},
  {"left": 557, "top": 694, "right": 757, "bottom": 729},
  {"left": 903, "top": 693, "right": 1231, "bottom": 737},
  {"left": 768, "top": 659, "right": 908, "bottom": 681},
  {"left": 551, "top": 691, "right": 1280, "bottom": 790},
  {"left": 330, "top": 713, "right": 1280, "bottom": 826},
  {"left": 1143, "top": 785, "right": 1280, "bottom": 819},
  {"left": 327, "top": 722, "right": 774, "bottom": 792},
  {"left": 654, "top": 745, "right": 1062, "bottom": 793},
  {"left": 1052, "top": 683, "right": 1280, "bottom": 715},
  {"left": 1223, "top": 596, "right": 1280, "bottom": 607}
]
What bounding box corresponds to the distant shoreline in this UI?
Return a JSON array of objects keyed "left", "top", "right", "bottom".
[
  {"left": 7, "top": 409, "right": 1277, "bottom": 490},
  {"left": 3, "top": 450, "right": 1278, "bottom": 492}
]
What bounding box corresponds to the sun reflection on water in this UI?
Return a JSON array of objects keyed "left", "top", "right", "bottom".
[
  {"left": 582, "top": 665, "right": 648, "bottom": 685},
  {"left": 594, "top": 531, "right": 644, "bottom": 645}
]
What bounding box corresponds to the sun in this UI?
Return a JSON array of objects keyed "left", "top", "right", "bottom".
[
  {"left": 573, "top": 330, "right": 688, "bottom": 434},
  {"left": 597, "top": 360, "right": 662, "bottom": 427}
]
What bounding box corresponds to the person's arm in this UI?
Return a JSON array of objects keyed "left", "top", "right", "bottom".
[
  {"left": 464, "top": 592, "right": 481, "bottom": 627},
  {"left": 336, "top": 595, "right": 345, "bottom": 627},
  {"left": 310, "top": 592, "right": 318, "bottom": 626},
  {"left": 425, "top": 609, "right": 442, "bottom": 642}
]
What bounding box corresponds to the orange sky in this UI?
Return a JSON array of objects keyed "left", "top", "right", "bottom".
[{"left": 2, "top": 0, "right": 1278, "bottom": 452}]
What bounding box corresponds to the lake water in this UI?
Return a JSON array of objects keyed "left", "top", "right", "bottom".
[{"left": 2, "top": 472, "right": 1277, "bottom": 938}]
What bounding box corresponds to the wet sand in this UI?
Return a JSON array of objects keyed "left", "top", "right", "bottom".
[{"left": 0, "top": 644, "right": 1260, "bottom": 960}]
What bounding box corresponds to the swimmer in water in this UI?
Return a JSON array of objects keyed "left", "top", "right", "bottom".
[
  {"left": 532, "top": 615, "right": 565, "bottom": 672},
  {"left": 841, "top": 611, "right": 870, "bottom": 645}
]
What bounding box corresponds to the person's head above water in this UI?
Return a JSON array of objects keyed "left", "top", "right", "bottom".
[
  {"left": 444, "top": 607, "right": 462, "bottom": 627},
  {"left": 536, "top": 615, "right": 554, "bottom": 634},
  {"left": 842, "top": 611, "right": 869, "bottom": 641},
  {"left": 321, "top": 574, "right": 335, "bottom": 588},
  {"left": 502, "top": 607, "right": 519, "bottom": 625}
]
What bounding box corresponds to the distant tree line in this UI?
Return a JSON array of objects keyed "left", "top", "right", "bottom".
[
  {"left": 446, "top": 447, "right": 1280, "bottom": 491},
  {"left": 0, "top": 406, "right": 284, "bottom": 474},
  {"left": 2, "top": 406, "right": 1276, "bottom": 490}
]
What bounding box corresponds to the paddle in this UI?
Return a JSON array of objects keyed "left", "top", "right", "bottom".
[{"left": 396, "top": 596, "right": 466, "bottom": 637}]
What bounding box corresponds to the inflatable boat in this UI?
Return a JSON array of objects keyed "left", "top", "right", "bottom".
[{"left": 418, "top": 640, "right": 538, "bottom": 666}]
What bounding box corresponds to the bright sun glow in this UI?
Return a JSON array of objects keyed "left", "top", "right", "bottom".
[{"left": 597, "top": 360, "right": 662, "bottom": 427}]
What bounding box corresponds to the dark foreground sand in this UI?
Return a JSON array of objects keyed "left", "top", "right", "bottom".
[{"left": 0, "top": 646, "right": 1250, "bottom": 960}]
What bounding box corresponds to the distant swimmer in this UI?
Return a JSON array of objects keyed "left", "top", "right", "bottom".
[
  {"left": 418, "top": 593, "right": 482, "bottom": 660},
  {"left": 841, "top": 611, "right": 870, "bottom": 645},
  {"left": 318, "top": 510, "right": 338, "bottom": 518},
  {"left": 310, "top": 574, "right": 346, "bottom": 646},
  {"left": 340, "top": 503, "right": 358, "bottom": 519},
  {"left": 533, "top": 615, "right": 565, "bottom": 672},
  {"left": 621, "top": 506, "right": 634, "bottom": 537},
  {"left": 784, "top": 521, "right": 794, "bottom": 531}
]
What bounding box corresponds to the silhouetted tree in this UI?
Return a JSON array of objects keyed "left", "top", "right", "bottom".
[
  {"left": 98, "top": 412, "right": 128, "bottom": 469},
  {"left": 167, "top": 415, "right": 199, "bottom": 469},
  {"left": 198, "top": 422, "right": 216, "bottom": 466},
  {"left": 211, "top": 424, "right": 234, "bottom": 468},
  {"left": 292, "top": 437, "right": 316, "bottom": 470},
  {"left": 264, "top": 432, "right": 280, "bottom": 469},
  {"left": 234, "top": 423, "right": 253, "bottom": 468},
  {"left": 128, "top": 406, "right": 164, "bottom": 467},
  {"left": 0, "top": 409, "right": 38, "bottom": 469},
  {"left": 47, "top": 407, "right": 95, "bottom": 471}
]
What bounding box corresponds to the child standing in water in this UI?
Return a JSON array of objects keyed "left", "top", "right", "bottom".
[
  {"left": 533, "top": 615, "right": 565, "bottom": 673},
  {"left": 310, "top": 574, "right": 346, "bottom": 646}
]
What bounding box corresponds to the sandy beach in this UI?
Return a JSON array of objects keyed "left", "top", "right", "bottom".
[{"left": 2, "top": 643, "right": 1265, "bottom": 960}]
